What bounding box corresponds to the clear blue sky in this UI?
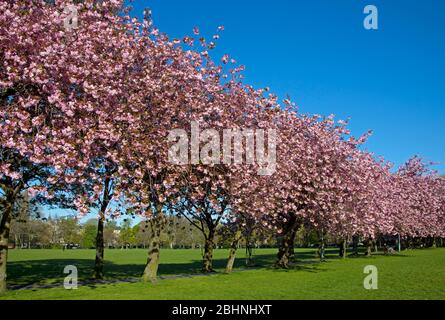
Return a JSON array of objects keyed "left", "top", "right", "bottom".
[{"left": 130, "top": 0, "right": 445, "bottom": 173}]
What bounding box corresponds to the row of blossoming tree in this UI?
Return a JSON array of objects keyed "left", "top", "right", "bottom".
[{"left": 1, "top": 0, "right": 444, "bottom": 293}]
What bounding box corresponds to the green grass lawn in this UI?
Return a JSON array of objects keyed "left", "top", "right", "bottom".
[{"left": 1, "top": 247, "right": 445, "bottom": 300}]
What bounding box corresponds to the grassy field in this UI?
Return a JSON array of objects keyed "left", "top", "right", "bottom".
[{"left": 1, "top": 247, "right": 444, "bottom": 300}]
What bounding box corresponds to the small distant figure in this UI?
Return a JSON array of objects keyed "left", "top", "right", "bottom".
[{"left": 383, "top": 243, "right": 396, "bottom": 255}]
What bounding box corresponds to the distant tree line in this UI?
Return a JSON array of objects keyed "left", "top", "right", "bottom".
[
  {"left": 9, "top": 193, "right": 279, "bottom": 250},
  {"left": 8, "top": 192, "right": 338, "bottom": 251}
]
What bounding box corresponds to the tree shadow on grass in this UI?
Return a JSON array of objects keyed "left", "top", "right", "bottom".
[
  {"left": 268, "top": 263, "right": 328, "bottom": 274},
  {"left": 344, "top": 250, "right": 411, "bottom": 259},
  {"left": 7, "top": 253, "right": 278, "bottom": 288},
  {"left": 7, "top": 248, "right": 411, "bottom": 289}
]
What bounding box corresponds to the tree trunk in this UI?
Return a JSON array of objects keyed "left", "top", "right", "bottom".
[
  {"left": 142, "top": 217, "right": 162, "bottom": 283},
  {"left": 318, "top": 234, "right": 326, "bottom": 261},
  {"left": 93, "top": 178, "right": 112, "bottom": 280},
  {"left": 225, "top": 230, "right": 242, "bottom": 273},
  {"left": 246, "top": 245, "right": 253, "bottom": 266},
  {"left": 245, "top": 232, "right": 255, "bottom": 267},
  {"left": 365, "top": 239, "right": 372, "bottom": 256},
  {"left": 276, "top": 214, "right": 298, "bottom": 268},
  {"left": 142, "top": 209, "right": 164, "bottom": 283},
  {"left": 276, "top": 235, "right": 292, "bottom": 268},
  {"left": 0, "top": 193, "right": 14, "bottom": 294},
  {"left": 352, "top": 235, "right": 359, "bottom": 255},
  {"left": 288, "top": 227, "right": 297, "bottom": 259},
  {"left": 93, "top": 215, "right": 105, "bottom": 279},
  {"left": 339, "top": 239, "right": 347, "bottom": 258},
  {"left": 142, "top": 234, "right": 160, "bottom": 283},
  {"left": 202, "top": 229, "right": 215, "bottom": 273}
]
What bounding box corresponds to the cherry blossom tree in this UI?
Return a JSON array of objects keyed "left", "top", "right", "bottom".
[
  {"left": 1, "top": 0, "right": 444, "bottom": 291},
  {"left": 0, "top": 0, "right": 147, "bottom": 280},
  {"left": 391, "top": 157, "right": 445, "bottom": 242}
]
